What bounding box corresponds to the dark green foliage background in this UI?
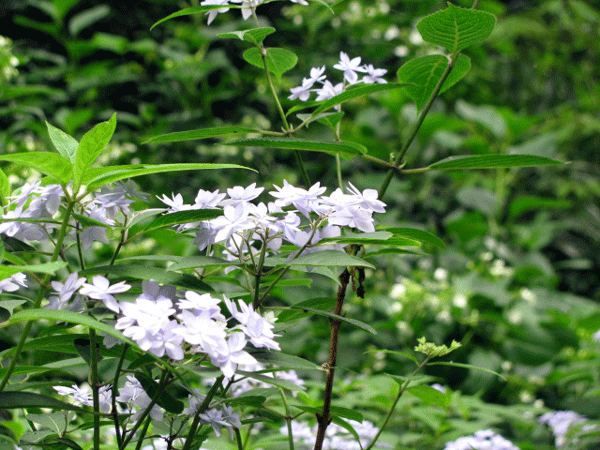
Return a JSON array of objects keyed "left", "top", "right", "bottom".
[{"left": 1, "top": 0, "right": 600, "bottom": 448}]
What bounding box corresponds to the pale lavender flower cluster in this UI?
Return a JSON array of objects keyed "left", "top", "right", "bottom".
[
  {"left": 54, "top": 378, "right": 242, "bottom": 438},
  {"left": 289, "top": 52, "right": 387, "bottom": 103},
  {"left": 0, "top": 180, "right": 143, "bottom": 250},
  {"left": 283, "top": 419, "right": 379, "bottom": 449},
  {"left": 0, "top": 181, "right": 63, "bottom": 241},
  {"left": 443, "top": 429, "right": 520, "bottom": 450},
  {"left": 539, "top": 410, "right": 596, "bottom": 447},
  {"left": 201, "top": 0, "right": 308, "bottom": 25},
  {"left": 159, "top": 181, "right": 386, "bottom": 261}
]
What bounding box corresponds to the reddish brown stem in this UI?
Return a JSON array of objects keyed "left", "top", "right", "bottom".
[{"left": 314, "top": 268, "right": 350, "bottom": 450}]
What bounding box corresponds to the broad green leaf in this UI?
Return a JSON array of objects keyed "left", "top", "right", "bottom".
[
  {"left": 56, "top": 437, "right": 85, "bottom": 450},
  {"left": 250, "top": 349, "right": 321, "bottom": 371},
  {"left": 288, "top": 305, "right": 376, "bottom": 334},
  {"left": 416, "top": 3, "right": 496, "bottom": 53},
  {"left": 0, "top": 153, "right": 73, "bottom": 185},
  {"left": 138, "top": 209, "right": 224, "bottom": 236},
  {"left": 74, "top": 113, "right": 117, "bottom": 187},
  {"left": 4, "top": 309, "right": 134, "bottom": 346},
  {"left": 406, "top": 385, "right": 450, "bottom": 411},
  {"left": 427, "top": 154, "right": 564, "bottom": 171},
  {"left": 0, "top": 262, "right": 67, "bottom": 279},
  {"left": 292, "top": 405, "right": 363, "bottom": 423},
  {"left": 315, "top": 111, "right": 345, "bottom": 129},
  {"left": 0, "top": 392, "right": 83, "bottom": 411},
  {"left": 46, "top": 122, "right": 79, "bottom": 163},
  {"left": 237, "top": 370, "right": 305, "bottom": 392},
  {"left": 381, "top": 227, "right": 446, "bottom": 248},
  {"left": 0, "top": 307, "right": 10, "bottom": 323},
  {"left": 82, "top": 163, "right": 254, "bottom": 191},
  {"left": 226, "top": 138, "right": 367, "bottom": 156},
  {"left": 397, "top": 54, "right": 471, "bottom": 110},
  {"left": 319, "top": 231, "right": 393, "bottom": 245},
  {"left": 150, "top": 5, "right": 241, "bottom": 30},
  {"left": 311, "top": 83, "right": 407, "bottom": 116},
  {"left": 135, "top": 373, "right": 184, "bottom": 414},
  {"left": 27, "top": 413, "right": 67, "bottom": 434},
  {"left": 243, "top": 47, "right": 298, "bottom": 81},
  {"left": 0, "top": 301, "right": 26, "bottom": 317},
  {"left": 331, "top": 417, "right": 363, "bottom": 443},
  {"left": 218, "top": 27, "right": 276, "bottom": 45},
  {"left": 68, "top": 5, "right": 110, "bottom": 36},
  {"left": 0, "top": 167, "right": 10, "bottom": 207},
  {"left": 143, "top": 126, "right": 258, "bottom": 144},
  {"left": 290, "top": 250, "right": 375, "bottom": 269},
  {"left": 80, "top": 265, "right": 213, "bottom": 292},
  {"left": 427, "top": 361, "right": 506, "bottom": 380},
  {"left": 166, "top": 256, "right": 231, "bottom": 271}
]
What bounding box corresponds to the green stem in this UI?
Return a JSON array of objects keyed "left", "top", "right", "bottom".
[
  {"left": 378, "top": 54, "right": 458, "bottom": 199},
  {"left": 112, "top": 344, "right": 129, "bottom": 446},
  {"left": 364, "top": 356, "right": 431, "bottom": 450},
  {"left": 134, "top": 416, "right": 153, "bottom": 450},
  {"left": 335, "top": 153, "right": 343, "bottom": 190},
  {"left": 253, "top": 238, "right": 268, "bottom": 309},
  {"left": 278, "top": 386, "right": 295, "bottom": 450},
  {"left": 181, "top": 376, "right": 224, "bottom": 450},
  {"left": 89, "top": 328, "right": 101, "bottom": 450},
  {"left": 235, "top": 428, "right": 244, "bottom": 450},
  {"left": 0, "top": 200, "right": 76, "bottom": 392},
  {"left": 119, "top": 370, "right": 170, "bottom": 450},
  {"left": 294, "top": 150, "right": 311, "bottom": 189}
]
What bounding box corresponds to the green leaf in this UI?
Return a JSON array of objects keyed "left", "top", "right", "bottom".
[
  {"left": 315, "top": 111, "right": 345, "bottom": 129},
  {"left": 74, "top": 113, "right": 117, "bottom": 187},
  {"left": 289, "top": 250, "right": 375, "bottom": 269},
  {"left": 27, "top": 413, "right": 67, "bottom": 434},
  {"left": 287, "top": 305, "right": 376, "bottom": 334},
  {"left": 68, "top": 5, "right": 110, "bottom": 36},
  {"left": 311, "top": 83, "right": 407, "bottom": 116},
  {"left": 138, "top": 210, "right": 224, "bottom": 236},
  {"left": 142, "top": 126, "right": 258, "bottom": 144},
  {"left": 82, "top": 163, "right": 254, "bottom": 191},
  {"left": 135, "top": 373, "right": 184, "bottom": 414},
  {"left": 0, "top": 262, "right": 67, "bottom": 279},
  {"left": 237, "top": 370, "right": 305, "bottom": 392},
  {"left": 416, "top": 3, "right": 496, "bottom": 53},
  {"left": 427, "top": 361, "right": 506, "bottom": 380},
  {"left": 406, "top": 385, "right": 450, "bottom": 411},
  {"left": 56, "top": 437, "right": 85, "bottom": 450},
  {"left": 166, "top": 256, "right": 230, "bottom": 271},
  {"left": 250, "top": 349, "right": 321, "bottom": 372},
  {"left": 364, "top": 349, "right": 419, "bottom": 365},
  {"left": 319, "top": 231, "right": 392, "bottom": 245},
  {"left": 397, "top": 54, "right": 471, "bottom": 110},
  {"left": 0, "top": 153, "right": 73, "bottom": 185},
  {"left": 381, "top": 227, "right": 446, "bottom": 249},
  {"left": 331, "top": 417, "right": 363, "bottom": 444},
  {"left": 427, "top": 154, "right": 564, "bottom": 171},
  {"left": 5, "top": 309, "right": 133, "bottom": 348},
  {"left": 243, "top": 47, "right": 298, "bottom": 81},
  {"left": 0, "top": 307, "right": 10, "bottom": 323},
  {"left": 151, "top": 5, "right": 239, "bottom": 30},
  {"left": 225, "top": 138, "right": 367, "bottom": 156},
  {"left": 80, "top": 265, "right": 213, "bottom": 292},
  {"left": 46, "top": 122, "right": 79, "bottom": 164},
  {"left": 0, "top": 392, "right": 83, "bottom": 411},
  {"left": 218, "top": 27, "right": 276, "bottom": 45},
  {"left": 0, "top": 167, "right": 10, "bottom": 207}
]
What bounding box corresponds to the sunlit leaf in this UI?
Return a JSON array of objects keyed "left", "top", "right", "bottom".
[
  {"left": 0, "top": 153, "right": 73, "bottom": 185},
  {"left": 417, "top": 3, "right": 496, "bottom": 53},
  {"left": 143, "top": 126, "right": 258, "bottom": 144},
  {"left": 243, "top": 47, "right": 298, "bottom": 81},
  {"left": 46, "top": 122, "right": 78, "bottom": 163}
]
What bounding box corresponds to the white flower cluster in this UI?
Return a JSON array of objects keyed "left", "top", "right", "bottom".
[
  {"left": 443, "top": 429, "right": 520, "bottom": 450},
  {"left": 0, "top": 180, "right": 143, "bottom": 249},
  {"left": 289, "top": 52, "right": 387, "bottom": 103},
  {"left": 283, "top": 419, "right": 379, "bottom": 449},
  {"left": 53, "top": 379, "right": 242, "bottom": 439},
  {"left": 60, "top": 277, "right": 279, "bottom": 379},
  {"left": 539, "top": 410, "right": 596, "bottom": 448},
  {"left": 0, "top": 181, "right": 64, "bottom": 241},
  {"left": 159, "top": 180, "right": 386, "bottom": 261},
  {"left": 201, "top": 0, "right": 308, "bottom": 25}
]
